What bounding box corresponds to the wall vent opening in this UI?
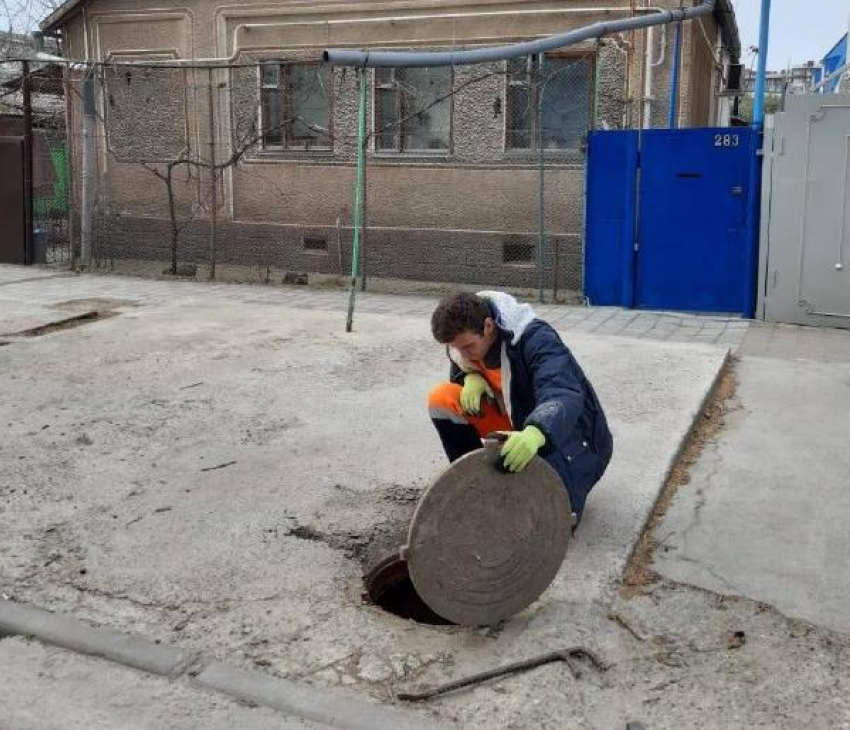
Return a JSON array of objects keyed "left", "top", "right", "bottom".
[
  {"left": 503, "top": 242, "right": 534, "bottom": 265},
  {"left": 303, "top": 236, "right": 328, "bottom": 254}
]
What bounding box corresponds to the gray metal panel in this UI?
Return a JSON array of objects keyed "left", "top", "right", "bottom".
[
  {"left": 763, "top": 94, "right": 850, "bottom": 328},
  {"left": 756, "top": 119, "right": 775, "bottom": 321}
]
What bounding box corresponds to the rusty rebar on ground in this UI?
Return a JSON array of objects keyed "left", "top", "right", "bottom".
[{"left": 397, "top": 647, "right": 609, "bottom": 701}]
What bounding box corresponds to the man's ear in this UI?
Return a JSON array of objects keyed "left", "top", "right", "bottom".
[{"left": 483, "top": 317, "right": 495, "bottom": 337}]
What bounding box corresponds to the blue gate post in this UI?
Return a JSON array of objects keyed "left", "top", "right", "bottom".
[
  {"left": 744, "top": 128, "right": 763, "bottom": 319},
  {"left": 747, "top": 0, "right": 772, "bottom": 318}
]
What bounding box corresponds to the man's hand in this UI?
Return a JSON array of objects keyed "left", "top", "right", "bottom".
[
  {"left": 460, "top": 372, "right": 494, "bottom": 416},
  {"left": 500, "top": 426, "right": 546, "bottom": 473}
]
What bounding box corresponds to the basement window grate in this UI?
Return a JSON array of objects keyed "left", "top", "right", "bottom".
[
  {"left": 503, "top": 242, "right": 534, "bottom": 265},
  {"left": 303, "top": 237, "right": 328, "bottom": 254}
]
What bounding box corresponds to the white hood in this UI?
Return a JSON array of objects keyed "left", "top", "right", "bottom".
[
  {"left": 477, "top": 290, "right": 536, "bottom": 346},
  {"left": 445, "top": 292, "right": 537, "bottom": 426}
]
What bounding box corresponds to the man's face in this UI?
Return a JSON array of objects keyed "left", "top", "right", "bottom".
[{"left": 449, "top": 318, "right": 497, "bottom": 362}]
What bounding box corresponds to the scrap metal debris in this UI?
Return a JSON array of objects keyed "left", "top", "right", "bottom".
[
  {"left": 397, "top": 647, "right": 609, "bottom": 702},
  {"left": 200, "top": 460, "right": 236, "bottom": 472}
]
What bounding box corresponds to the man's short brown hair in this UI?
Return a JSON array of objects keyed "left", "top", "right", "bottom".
[{"left": 431, "top": 293, "right": 492, "bottom": 343}]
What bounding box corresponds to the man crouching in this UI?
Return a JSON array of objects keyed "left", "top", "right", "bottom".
[{"left": 428, "top": 291, "right": 613, "bottom": 526}]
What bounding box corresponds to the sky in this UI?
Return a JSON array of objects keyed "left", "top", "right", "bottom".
[
  {"left": 2, "top": 0, "right": 849, "bottom": 70},
  {"left": 732, "top": 0, "right": 849, "bottom": 69}
]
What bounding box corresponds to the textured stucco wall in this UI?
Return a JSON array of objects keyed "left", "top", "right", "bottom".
[
  {"left": 57, "top": 0, "right": 731, "bottom": 289},
  {"left": 89, "top": 215, "right": 584, "bottom": 291}
]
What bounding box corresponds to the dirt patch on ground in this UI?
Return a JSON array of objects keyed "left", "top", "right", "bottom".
[
  {"left": 50, "top": 298, "right": 138, "bottom": 312},
  {"left": 622, "top": 355, "right": 740, "bottom": 597}
]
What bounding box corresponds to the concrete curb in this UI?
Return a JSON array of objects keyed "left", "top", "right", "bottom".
[
  {"left": 620, "top": 347, "right": 734, "bottom": 574},
  {"left": 0, "top": 599, "right": 438, "bottom": 729},
  {"left": 197, "top": 662, "right": 436, "bottom": 730},
  {"left": 0, "top": 599, "right": 189, "bottom": 676}
]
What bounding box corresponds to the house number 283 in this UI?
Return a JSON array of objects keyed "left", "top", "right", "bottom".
[{"left": 714, "top": 134, "right": 740, "bottom": 147}]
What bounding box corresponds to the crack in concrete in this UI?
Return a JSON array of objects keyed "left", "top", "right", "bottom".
[
  {"left": 0, "top": 273, "right": 74, "bottom": 288},
  {"left": 668, "top": 555, "right": 742, "bottom": 596},
  {"left": 3, "top": 310, "right": 118, "bottom": 338}
]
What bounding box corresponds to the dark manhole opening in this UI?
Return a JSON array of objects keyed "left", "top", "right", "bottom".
[{"left": 364, "top": 555, "right": 453, "bottom": 626}]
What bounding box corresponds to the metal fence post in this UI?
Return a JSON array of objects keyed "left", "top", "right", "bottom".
[
  {"left": 537, "top": 54, "right": 546, "bottom": 304},
  {"left": 62, "top": 66, "right": 76, "bottom": 270},
  {"left": 668, "top": 22, "right": 682, "bottom": 129},
  {"left": 207, "top": 67, "right": 218, "bottom": 280},
  {"left": 22, "top": 60, "right": 34, "bottom": 265},
  {"left": 80, "top": 70, "right": 97, "bottom": 268}
]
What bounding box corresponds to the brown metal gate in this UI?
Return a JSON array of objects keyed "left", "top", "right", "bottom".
[{"left": 0, "top": 137, "right": 25, "bottom": 264}]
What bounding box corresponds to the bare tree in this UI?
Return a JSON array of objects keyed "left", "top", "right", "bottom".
[
  {"left": 142, "top": 116, "right": 305, "bottom": 278},
  {"left": 1, "top": 0, "right": 61, "bottom": 38}
]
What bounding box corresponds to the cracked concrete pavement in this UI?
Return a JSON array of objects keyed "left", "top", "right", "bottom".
[
  {"left": 654, "top": 324, "right": 850, "bottom": 635},
  {"left": 0, "top": 637, "right": 322, "bottom": 730},
  {"left": 2, "top": 266, "right": 849, "bottom": 728},
  {"left": 0, "top": 635, "right": 320, "bottom": 730}
]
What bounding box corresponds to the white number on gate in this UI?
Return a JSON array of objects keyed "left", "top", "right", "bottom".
[{"left": 714, "top": 134, "right": 740, "bottom": 148}]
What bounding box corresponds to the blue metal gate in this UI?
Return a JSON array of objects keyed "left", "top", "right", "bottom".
[{"left": 585, "top": 127, "right": 760, "bottom": 316}]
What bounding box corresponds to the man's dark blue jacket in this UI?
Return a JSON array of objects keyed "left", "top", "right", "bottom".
[{"left": 448, "top": 291, "right": 613, "bottom": 518}]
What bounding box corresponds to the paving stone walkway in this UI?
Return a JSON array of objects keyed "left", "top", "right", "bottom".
[{"left": 0, "top": 266, "right": 750, "bottom": 350}]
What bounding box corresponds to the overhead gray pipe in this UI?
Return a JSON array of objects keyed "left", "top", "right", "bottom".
[{"left": 323, "top": 0, "right": 715, "bottom": 67}]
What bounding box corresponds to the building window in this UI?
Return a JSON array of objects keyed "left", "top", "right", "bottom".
[
  {"left": 506, "top": 55, "right": 591, "bottom": 152},
  {"left": 374, "top": 67, "right": 452, "bottom": 153},
  {"left": 260, "top": 62, "right": 331, "bottom": 151}
]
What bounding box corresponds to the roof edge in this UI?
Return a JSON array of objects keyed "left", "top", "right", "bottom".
[
  {"left": 40, "top": 0, "right": 84, "bottom": 33},
  {"left": 40, "top": 0, "right": 742, "bottom": 61},
  {"left": 713, "top": 0, "right": 741, "bottom": 62}
]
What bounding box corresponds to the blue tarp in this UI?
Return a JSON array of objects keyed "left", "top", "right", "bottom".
[{"left": 816, "top": 33, "right": 847, "bottom": 92}]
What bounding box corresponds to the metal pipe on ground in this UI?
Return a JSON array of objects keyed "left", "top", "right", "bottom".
[{"left": 323, "top": 1, "right": 716, "bottom": 67}]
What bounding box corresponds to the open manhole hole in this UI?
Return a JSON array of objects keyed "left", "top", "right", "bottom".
[{"left": 363, "top": 554, "right": 453, "bottom": 626}]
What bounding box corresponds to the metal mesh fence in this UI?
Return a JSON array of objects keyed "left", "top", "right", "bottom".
[
  {"left": 56, "top": 52, "right": 615, "bottom": 301},
  {"left": 2, "top": 23, "right": 693, "bottom": 300},
  {"left": 0, "top": 57, "right": 70, "bottom": 265}
]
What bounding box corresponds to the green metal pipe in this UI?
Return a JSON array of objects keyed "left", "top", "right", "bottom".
[{"left": 346, "top": 67, "right": 368, "bottom": 333}]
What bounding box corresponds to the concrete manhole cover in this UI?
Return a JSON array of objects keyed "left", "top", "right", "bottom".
[{"left": 397, "top": 440, "right": 571, "bottom": 626}]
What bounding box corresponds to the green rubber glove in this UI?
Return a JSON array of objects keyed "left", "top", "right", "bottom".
[
  {"left": 500, "top": 425, "right": 546, "bottom": 473},
  {"left": 459, "top": 372, "right": 494, "bottom": 416}
]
